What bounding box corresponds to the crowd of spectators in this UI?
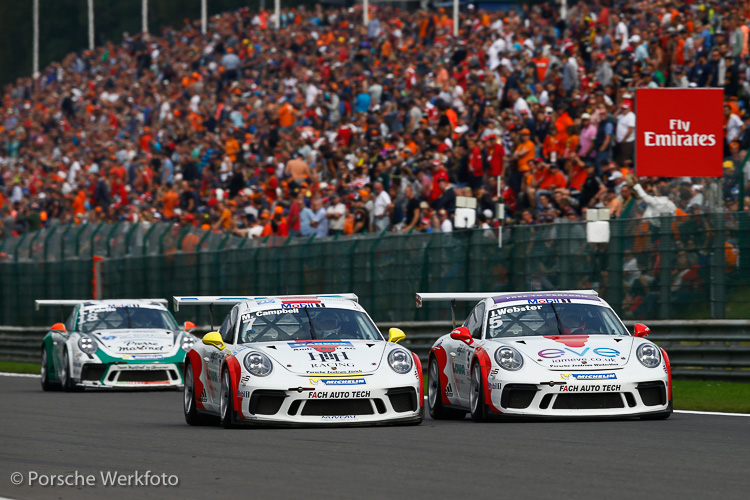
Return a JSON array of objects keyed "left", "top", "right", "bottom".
[{"left": 1, "top": 1, "right": 750, "bottom": 242}]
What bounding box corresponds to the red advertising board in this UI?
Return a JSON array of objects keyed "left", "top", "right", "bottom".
[{"left": 635, "top": 88, "right": 724, "bottom": 177}]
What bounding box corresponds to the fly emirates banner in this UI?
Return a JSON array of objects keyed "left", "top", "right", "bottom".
[{"left": 635, "top": 88, "right": 723, "bottom": 177}]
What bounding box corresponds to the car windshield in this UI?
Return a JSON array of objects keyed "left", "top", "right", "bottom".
[
  {"left": 78, "top": 306, "right": 178, "bottom": 333},
  {"left": 238, "top": 307, "right": 383, "bottom": 343},
  {"left": 486, "top": 303, "right": 628, "bottom": 339}
]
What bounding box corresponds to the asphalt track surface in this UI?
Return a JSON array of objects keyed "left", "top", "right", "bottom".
[{"left": 0, "top": 375, "right": 748, "bottom": 500}]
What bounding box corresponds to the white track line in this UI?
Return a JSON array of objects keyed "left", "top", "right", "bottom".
[
  {"left": 421, "top": 396, "right": 750, "bottom": 417},
  {"left": 0, "top": 372, "right": 40, "bottom": 378},
  {"left": 674, "top": 410, "right": 750, "bottom": 417}
]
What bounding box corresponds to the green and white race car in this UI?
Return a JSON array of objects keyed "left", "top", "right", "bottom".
[{"left": 37, "top": 299, "right": 198, "bottom": 391}]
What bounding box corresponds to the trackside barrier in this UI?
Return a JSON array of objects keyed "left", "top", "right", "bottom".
[{"left": 3, "top": 321, "right": 750, "bottom": 382}]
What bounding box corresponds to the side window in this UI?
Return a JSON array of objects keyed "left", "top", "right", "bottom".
[
  {"left": 464, "top": 307, "right": 481, "bottom": 338},
  {"left": 218, "top": 314, "right": 234, "bottom": 344},
  {"left": 65, "top": 307, "right": 78, "bottom": 332},
  {"left": 471, "top": 303, "right": 485, "bottom": 339}
]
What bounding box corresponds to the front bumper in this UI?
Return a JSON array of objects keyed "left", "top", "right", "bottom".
[
  {"left": 76, "top": 362, "right": 184, "bottom": 388},
  {"left": 486, "top": 371, "right": 670, "bottom": 418},
  {"left": 233, "top": 381, "right": 422, "bottom": 426}
]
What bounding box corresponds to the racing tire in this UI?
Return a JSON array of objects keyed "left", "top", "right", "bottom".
[
  {"left": 469, "top": 362, "right": 488, "bottom": 422},
  {"left": 641, "top": 401, "right": 673, "bottom": 420},
  {"left": 219, "top": 369, "right": 236, "bottom": 429},
  {"left": 60, "top": 349, "right": 83, "bottom": 392},
  {"left": 183, "top": 363, "right": 214, "bottom": 426},
  {"left": 40, "top": 347, "right": 60, "bottom": 392},
  {"left": 427, "top": 357, "right": 466, "bottom": 420}
]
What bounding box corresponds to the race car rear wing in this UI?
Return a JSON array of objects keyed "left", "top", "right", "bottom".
[
  {"left": 35, "top": 299, "right": 168, "bottom": 311},
  {"left": 415, "top": 290, "right": 599, "bottom": 327},
  {"left": 172, "top": 294, "right": 359, "bottom": 311}
]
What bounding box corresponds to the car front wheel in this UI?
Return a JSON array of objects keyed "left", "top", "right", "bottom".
[
  {"left": 220, "top": 369, "right": 236, "bottom": 429},
  {"left": 183, "top": 363, "right": 214, "bottom": 426},
  {"left": 60, "top": 349, "right": 82, "bottom": 392},
  {"left": 469, "top": 362, "right": 487, "bottom": 422},
  {"left": 428, "top": 357, "right": 466, "bottom": 420},
  {"left": 40, "top": 348, "right": 59, "bottom": 392}
]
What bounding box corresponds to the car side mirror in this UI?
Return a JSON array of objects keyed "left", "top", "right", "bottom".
[
  {"left": 634, "top": 323, "right": 651, "bottom": 338},
  {"left": 184, "top": 321, "right": 196, "bottom": 331},
  {"left": 450, "top": 326, "right": 474, "bottom": 345},
  {"left": 51, "top": 323, "right": 67, "bottom": 332},
  {"left": 202, "top": 332, "right": 225, "bottom": 350},
  {"left": 388, "top": 328, "right": 405, "bottom": 343}
]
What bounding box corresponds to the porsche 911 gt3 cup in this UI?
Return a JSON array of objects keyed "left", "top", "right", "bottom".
[
  {"left": 418, "top": 290, "right": 672, "bottom": 420},
  {"left": 37, "top": 299, "right": 198, "bottom": 391},
  {"left": 175, "top": 294, "right": 423, "bottom": 427}
]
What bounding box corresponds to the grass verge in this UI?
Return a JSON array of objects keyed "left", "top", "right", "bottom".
[
  {"left": 422, "top": 377, "right": 750, "bottom": 414},
  {"left": 0, "top": 361, "right": 39, "bottom": 374},
  {"left": 672, "top": 380, "right": 750, "bottom": 413}
]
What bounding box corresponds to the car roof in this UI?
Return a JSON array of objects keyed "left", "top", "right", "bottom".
[
  {"left": 486, "top": 292, "right": 607, "bottom": 307},
  {"left": 232, "top": 296, "right": 364, "bottom": 315},
  {"left": 79, "top": 300, "right": 168, "bottom": 311}
]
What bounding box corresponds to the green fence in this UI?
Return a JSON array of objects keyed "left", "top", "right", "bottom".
[{"left": 2, "top": 212, "right": 750, "bottom": 326}]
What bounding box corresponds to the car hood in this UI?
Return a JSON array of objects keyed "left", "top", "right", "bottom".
[
  {"left": 92, "top": 330, "right": 177, "bottom": 355},
  {"left": 249, "top": 339, "right": 387, "bottom": 375},
  {"left": 493, "top": 335, "right": 633, "bottom": 370}
]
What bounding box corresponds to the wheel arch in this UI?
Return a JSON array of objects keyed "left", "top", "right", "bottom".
[
  {"left": 472, "top": 346, "right": 502, "bottom": 415},
  {"left": 223, "top": 356, "right": 245, "bottom": 420}
]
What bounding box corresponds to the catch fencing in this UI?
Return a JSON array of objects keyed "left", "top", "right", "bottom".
[
  {"left": 3, "top": 320, "right": 749, "bottom": 382},
  {"left": 2, "top": 212, "right": 750, "bottom": 327}
]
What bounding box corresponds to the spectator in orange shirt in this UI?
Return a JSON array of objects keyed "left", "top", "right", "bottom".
[
  {"left": 278, "top": 100, "right": 296, "bottom": 129},
  {"left": 161, "top": 183, "right": 179, "bottom": 220}
]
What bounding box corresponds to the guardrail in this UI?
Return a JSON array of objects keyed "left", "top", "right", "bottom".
[{"left": 3, "top": 321, "right": 749, "bottom": 381}]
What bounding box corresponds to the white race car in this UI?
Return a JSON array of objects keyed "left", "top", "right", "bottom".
[
  {"left": 418, "top": 290, "right": 672, "bottom": 420},
  {"left": 37, "top": 299, "right": 198, "bottom": 391},
  {"left": 174, "top": 294, "right": 423, "bottom": 427}
]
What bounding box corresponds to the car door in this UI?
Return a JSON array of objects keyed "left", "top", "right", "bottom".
[
  {"left": 204, "top": 310, "right": 237, "bottom": 407},
  {"left": 452, "top": 302, "right": 484, "bottom": 401},
  {"left": 52, "top": 306, "right": 78, "bottom": 377}
]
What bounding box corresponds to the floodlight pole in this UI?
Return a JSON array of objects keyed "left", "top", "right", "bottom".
[
  {"left": 201, "top": 0, "right": 207, "bottom": 35},
  {"left": 88, "top": 0, "right": 95, "bottom": 51},
  {"left": 453, "top": 0, "right": 459, "bottom": 37},
  {"left": 364, "top": 0, "right": 369, "bottom": 27},
  {"left": 142, "top": 0, "right": 148, "bottom": 34},
  {"left": 32, "top": 0, "right": 39, "bottom": 79},
  {"left": 275, "top": 0, "right": 280, "bottom": 29}
]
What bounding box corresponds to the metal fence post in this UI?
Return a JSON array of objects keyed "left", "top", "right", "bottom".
[
  {"left": 658, "top": 217, "right": 675, "bottom": 319},
  {"left": 710, "top": 213, "right": 726, "bottom": 318},
  {"left": 105, "top": 222, "right": 120, "bottom": 257},
  {"left": 606, "top": 219, "right": 624, "bottom": 312}
]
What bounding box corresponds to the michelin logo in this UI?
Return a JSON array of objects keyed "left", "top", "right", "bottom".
[{"left": 561, "top": 373, "right": 617, "bottom": 381}]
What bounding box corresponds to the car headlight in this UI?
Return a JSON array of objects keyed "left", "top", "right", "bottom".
[
  {"left": 494, "top": 346, "right": 523, "bottom": 371},
  {"left": 78, "top": 335, "right": 98, "bottom": 355},
  {"left": 180, "top": 335, "right": 195, "bottom": 352},
  {"left": 388, "top": 349, "right": 413, "bottom": 374},
  {"left": 243, "top": 351, "right": 273, "bottom": 377},
  {"left": 637, "top": 343, "right": 661, "bottom": 368}
]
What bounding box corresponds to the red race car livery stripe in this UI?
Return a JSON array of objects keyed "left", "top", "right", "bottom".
[
  {"left": 412, "top": 352, "right": 423, "bottom": 407},
  {"left": 187, "top": 350, "right": 206, "bottom": 411},
  {"left": 225, "top": 356, "right": 246, "bottom": 420},
  {"left": 661, "top": 348, "right": 672, "bottom": 401},
  {"left": 431, "top": 346, "right": 452, "bottom": 405},
  {"left": 474, "top": 346, "right": 503, "bottom": 414}
]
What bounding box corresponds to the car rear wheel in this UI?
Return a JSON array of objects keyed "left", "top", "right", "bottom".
[
  {"left": 40, "top": 348, "right": 59, "bottom": 392},
  {"left": 60, "top": 349, "right": 82, "bottom": 392},
  {"left": 428, "top": 357, "right": 466, "bottom": 420},
  {"left": 470, "top": 362, "right": 487, "bottom": 422},
  {"left": 184, "top": 363, "right": 214, "bottom": 426},
  {"left": 220, "top": 369, "right": 236, "bottom": 429}
]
